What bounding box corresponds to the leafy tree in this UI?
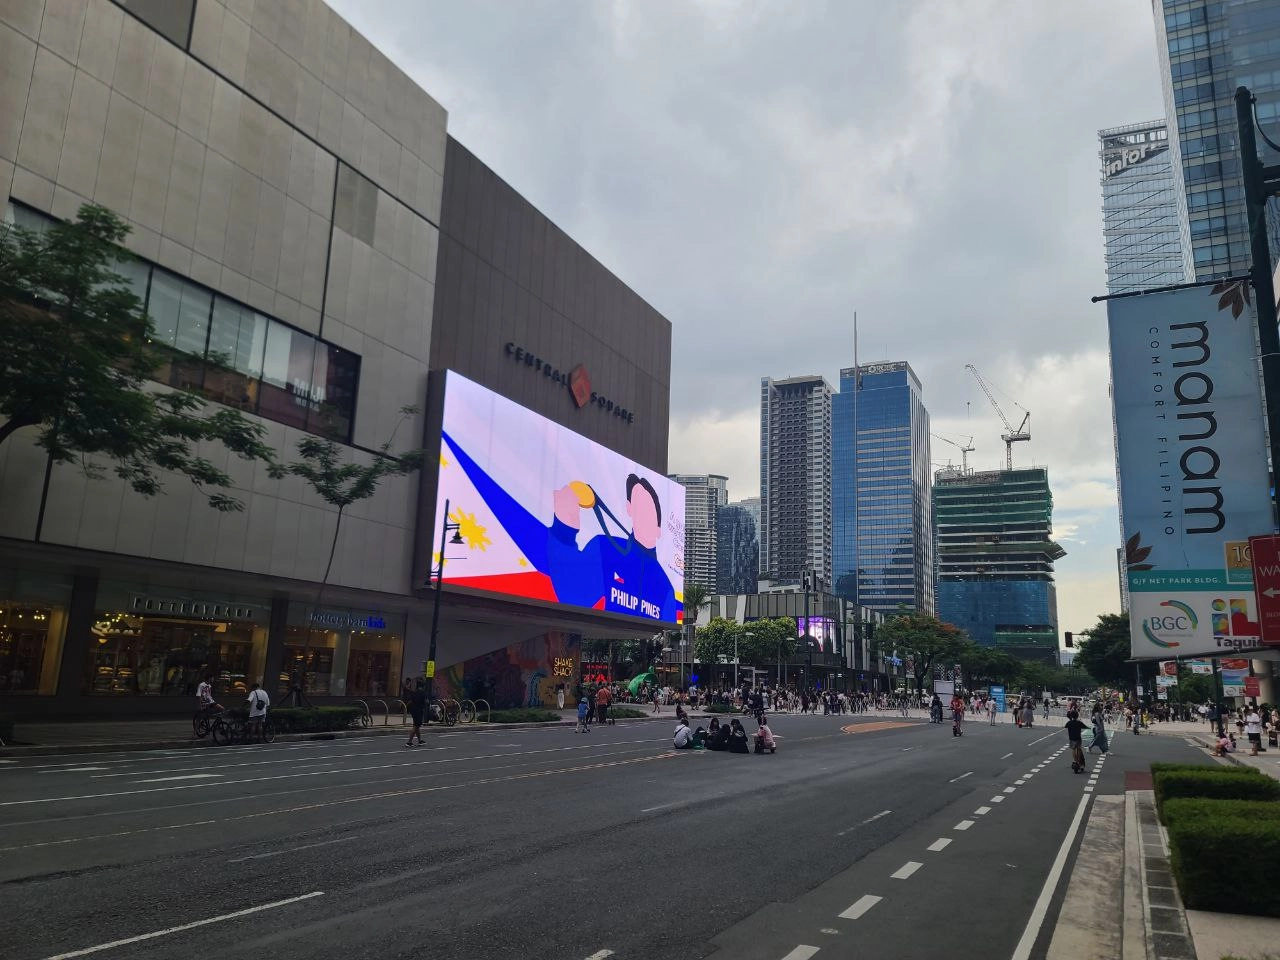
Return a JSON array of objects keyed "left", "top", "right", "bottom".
[
  {"left": 872, "top": 608, "right": 967, "bottom": 695},
  {"left": 741, "top": 617, "right": 799, "bottom": 667},
  {"left": 957, "top": 645, "right": 1022, "bottom": 688},
  {"left": 0, "top": 203, "right": 278, "bottom": 512},
  {"left": 693, "top": 617, "right": 745, "bottom": 666},
  {"left": 1074, "top": 612, "right": 1132, "bottom": 688}
]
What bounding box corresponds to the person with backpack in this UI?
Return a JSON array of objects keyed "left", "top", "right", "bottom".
[{"left": 246, "top": 682, "right": 270, "bottom": 739}]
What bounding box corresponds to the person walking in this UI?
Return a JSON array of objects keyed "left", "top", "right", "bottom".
[
  {"left": 406, "top": 680, "right": 426, "bottom": 747},
  {"left": 595, "top": 684, "right": 612, "bottom": 726},
  {"left": 1066, "top": 709, "right": 1089, "bottom": 773},
  {"left": 1088, "top": 703, "right": 1109, "bottom": 754},
  {"left": 987, "top": 698, "right": 997, "bottom": 726},
  {"left": 1246, "top": 703, "right": 1264, "bottom": 756}
]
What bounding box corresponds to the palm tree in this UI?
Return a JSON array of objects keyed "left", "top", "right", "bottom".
[{"left": 682, "top": 583, "right": 712, "bottom": 685}]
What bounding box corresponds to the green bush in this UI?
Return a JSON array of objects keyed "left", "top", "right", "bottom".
[
  {"left": 486, "top": 709, "right": 562, "bottom": 724},
  {"left": 1151, "top": 761, "right": 1259, "bottom": 776},
  {"left": 704, "top": 703, "right": 737, "bottom": 714},
  {"left": 0, "top": 714, "right": 13, "bottom": 743},
  {"left": 1153, "top": 768, "right": 1280, "bottom": 808},
  {"left": 1162, "top": 797, "right": 1280, "bottom": 829},
  {"left": 1168, "top": 816, "right": 1280, "bottom": 916},
  {"left": 270, "top": 706, "right": 364, "bottom": 733},
  {"left": 608, "top": 707, "right": 646, "bottom": 719}
]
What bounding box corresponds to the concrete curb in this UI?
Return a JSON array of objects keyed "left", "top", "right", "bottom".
[{"left": 0, "top": 711, "right": 712, "bottom": 757}]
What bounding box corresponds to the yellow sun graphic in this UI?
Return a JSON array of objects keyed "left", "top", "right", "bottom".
[
  {"left": 439, "top": 451, "right": 450, "bottom": 468},
  {"left": 449, "top": 508, "right": 492, "bottom": 552}
]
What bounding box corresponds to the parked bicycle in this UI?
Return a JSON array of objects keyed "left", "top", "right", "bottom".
[
  {"left": 192, "top": 705, "right": 224, "bottom": 739},
  {"left": 210, "top": 711, "right": 276, "bottom": 745},
  {"left": 429, "top": 699, "right": 459, "bottom": 727}
]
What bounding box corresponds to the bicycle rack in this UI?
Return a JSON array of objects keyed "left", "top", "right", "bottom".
[
  {"left": 474, "top": 699, "right": 491, "bottom": 724},
  {"left": 391, "top": 698, "right": 408, "bottom": 725},
  {"left": 460, "top": 699, "right": 476, "bottom": 723},
  {"left": 372, "top": 699, "right": 390, "bottom": 725},
  {"left": 352, "top": 699, "right": 371, "bottom": 728}
]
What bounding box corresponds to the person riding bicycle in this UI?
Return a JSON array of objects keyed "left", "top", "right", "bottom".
[
  {"left": 245, "top": 681, "right": 270, "bottom": 737},
  {"left": 196, "top": 672, "right": 222, "bottom": 716},
  {"left": 930, "top": 694, "right": 944, "bottom": 724},
  {"left": 1065, "top": 709, "right": 1088, "bottom": 773}
]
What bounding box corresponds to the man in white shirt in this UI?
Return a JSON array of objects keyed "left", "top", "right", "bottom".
[
  {"left": 1246, "top": 704, "right": 1264, "bottom": 756},
  {"left": 246, "top": 682, "right": 270, "bottom": 738},
  {"left": 673, "top": 718, "right": 693, "bottom": 749}
]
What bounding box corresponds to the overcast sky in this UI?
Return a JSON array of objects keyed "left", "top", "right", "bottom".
[{"left": 330, "top": 0, "right": 1167, "bottom": 637}]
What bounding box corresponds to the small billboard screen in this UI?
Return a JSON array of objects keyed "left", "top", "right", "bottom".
[{"left": 431, "top": 371, "right": 685, "bottom": 626}]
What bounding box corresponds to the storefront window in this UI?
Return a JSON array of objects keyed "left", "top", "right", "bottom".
[
  {"left": 283, "top": 605, "right": 404, "bottom": 697},
  {"left": 0, "top": 570, "right": 71, "bottom": 695},
  {"left": 88, "top": 586, "right": 268, "bottom": 697}
]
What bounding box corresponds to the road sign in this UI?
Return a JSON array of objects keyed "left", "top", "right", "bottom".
[
  {"left": 1245, "top": 676, "right": 1260, "bottom": 698},
  {"left": 1250, "top": 535, "right": 1280, "bottom": 646}
]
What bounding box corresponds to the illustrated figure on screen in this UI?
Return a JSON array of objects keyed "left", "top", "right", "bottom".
[{"left": 440, "top": 429, "right": 680, "bottom": 622}]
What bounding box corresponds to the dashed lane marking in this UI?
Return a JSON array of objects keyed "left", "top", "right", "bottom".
[
  {"left": 990, "top": 796, "right": 1005, "bottom": 803},
  {"left": 779, "top": 947, "right": 820, "bottom": 960},
  {"left": 949, "top": 771, "right": 972, "bottom": 783},
  {"left": 974, "top": 806, "right": 992, "bottom": 815},
  {"left": 838, "top": 895, "right": 882, "bottom": 920},
  {"left": 840, "top": 721, "right": 914, "bottom": 735},
  {"left": 1000, "top": 752, "right": 1014, "bottom": 759},
  {"left": 954, "top": 819, "right": 974, "bottom": 831},
  {"left": 584, "top": 951, "right": 615, "bottom": 960},
  {"left": 1015, "top": 780, "right": 1026, "bottom": 785},
  {"left": 891, "top": 861, "right": 923, "bottom": 880},
  {"left": 927, "top": 838, "right": 952, "bottom": 852},
  {"left": 1003, "top": 787, "right": 1017, "bottom": 794},
  {"left": 133, "top": 773, "right": 223, "bottom": 784}
]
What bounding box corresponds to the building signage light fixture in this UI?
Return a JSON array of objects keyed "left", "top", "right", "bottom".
[{"left": 504, "top": 342, "right": 635, "bottom": 424}]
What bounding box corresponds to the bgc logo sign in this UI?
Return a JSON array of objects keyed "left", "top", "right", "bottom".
[{"left": 1142, "top": 600, "right": 1198, "bottom": 649}]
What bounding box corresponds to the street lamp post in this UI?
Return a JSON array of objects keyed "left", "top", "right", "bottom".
[{"left": 426, "top": 498, "right": 464, "bottom": 713}]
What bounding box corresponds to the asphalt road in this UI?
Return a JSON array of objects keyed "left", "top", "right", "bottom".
[{"left": 0, "top": 712, "right": 1205, "bottom": 960}]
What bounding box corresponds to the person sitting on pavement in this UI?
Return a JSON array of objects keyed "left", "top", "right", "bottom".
[
  {"left": 673, "top": 717, "right": 694, "bottom": 749},
  {"left": 1213, "top": 731, "right": 1235, "bottom": 756},
  {"left": 706, "top": 718, "right": 728, "bottom": 751},
  {"left": 691, "top": 725, "right": 708, "bottom": 750},
  {"left": 727, "top": 719, "right": 750, "bottom": 754},
  {"left": 754, "top": 718, "right": 777, "bottom": 754}
]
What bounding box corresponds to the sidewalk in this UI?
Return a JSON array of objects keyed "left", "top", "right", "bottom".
[{"left": 1145, "top": 718, "right": 1280, "bottom": 780}]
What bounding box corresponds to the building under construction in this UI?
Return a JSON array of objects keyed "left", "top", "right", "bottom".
[{"left": 934, "top": 467, "right": 1065, "bottom": 663}]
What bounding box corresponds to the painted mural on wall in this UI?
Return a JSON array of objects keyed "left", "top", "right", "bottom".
[{"left": 430, "top": 631, "right": 581, "bottom": 709}]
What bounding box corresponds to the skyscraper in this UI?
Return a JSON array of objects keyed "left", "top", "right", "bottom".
[
  {"left": 760, "top": 376, "right": 833, "bottom": 587},
  {"left": 1099, "top": 120, "right": 1193, "bottom": 293},
  {"left": 934, "top": 468, "right": 1065, "bottom": 662},
  {"left": 668, "top": 474, "right": 729, "bottom": 592},
  {"left": 832, "top": 362, "right": 934, "bottom": 614},
  {"left": 1152, "top": 0, "right": 1280, "bottom": 279},
  {"left": 716, "top": 503, "right": 759, "bottom": 595}
]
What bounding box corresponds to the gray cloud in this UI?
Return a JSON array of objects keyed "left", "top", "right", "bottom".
[{"left": 330, "top": 0, "right": 1165, "bottom": 631}]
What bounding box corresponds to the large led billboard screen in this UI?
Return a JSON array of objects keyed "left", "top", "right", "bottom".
[{"left": 431, "top": 371, "right": 685, "bottom": 626}]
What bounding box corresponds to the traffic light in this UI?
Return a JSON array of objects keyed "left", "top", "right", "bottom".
[{"left": 1064, "top": 631, "right": 1074, "bottom": 648}]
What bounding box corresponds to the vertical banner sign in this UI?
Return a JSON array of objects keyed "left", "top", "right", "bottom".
[
  {"left": 1248, "top": 534, "right": 1280, "bottom": 646},
  {"left": 1108, "top": 282, "right": 1273, "bottom": 658}
]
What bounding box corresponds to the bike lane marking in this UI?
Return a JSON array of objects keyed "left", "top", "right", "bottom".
[
  {"left": 954, "top": 820, "right": 975, "bottom": 831},
  {"left": 779, "top": 947, "right": 819, "bottom": 960},
  {"left": 838, "top": 895, "right": 882, "bottom": 920},
  {"left": 948, "top": 771, "right": 972, "bottom": 783},
  {"left": 1010, "top": 794, "right": 1092, "bottom": 960},
  {"left": 926, "top": 838, "right": 951, "bottom": 852},
  {"left": 890, "top": 861, "right": 922, "bottom": 880}
]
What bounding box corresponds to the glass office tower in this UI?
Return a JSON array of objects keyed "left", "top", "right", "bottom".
[
  {"left": 1099, "top": 120, "right": 1193, "bottom": 293},
  {"left": 715, "top": 503, "right": 759, "bottom": 595},
  {"left": 832, "top": 363, "right": 934, "bottom": 614},
  {"left": 669, "top": 474, "right": 729, "bottom": 592},
  {"left": 935, "top": 468, "right": 1065, "bottom": 662},
  {"left": 1153, "top": 0, "right": 1280, "bottom": 278}
]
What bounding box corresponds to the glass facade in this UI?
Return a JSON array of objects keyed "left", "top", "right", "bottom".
[
  {"left": 1099, "top": 120, "right": 1192, "bottom": 293},
  {"left": 934, "top": 468, "right": 1064, "bottom": 660},
  {"left": 669, "top": 474, "right": 728, "bottom": 592},
  {"left": 832, "top": 363, "right": 934, "bottom": 614},
  {"left": 715, "top": 503, "right": 759, "bottom": 595},
  {"left": 282, "top": 605, "right": 405, "bottom": 698},
  {"left": 0, "top": 569, "right": 71, "bottom": 695},
  {"left": 1154, "top": 0, "right": 1280, "bottom": 279},
  {"left": 5, "top": 203, "right": 360, "bottom": 442}
]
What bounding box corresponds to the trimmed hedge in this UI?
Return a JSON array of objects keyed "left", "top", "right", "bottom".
[
  {"left": 269, "top": 706, "right": 364, "bottom": 733},
  {"left": 1150, "top": 761, "right": 1257, "bottom": 776},
  {"left": 1162, "top": 797, "right": 1280, "bottom": 828},
  {"left": 1168, "top": 816, "right": 1280, "bottom": 916},
  {"left": 486, "top": 709, "right": 561, "bottom": 724},
  {"left": 1153, "top": 768, "right": 1280, "bottom": 807},
  {"left": 704, "top": 703, "right": 737, "bottom": 714},
  {"left": 608, "top": 708, "right": 646, "bottom": 719}
]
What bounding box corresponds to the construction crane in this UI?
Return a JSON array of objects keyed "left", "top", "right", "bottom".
[
  {"left": 965, "top": 364, "right": 1031, "bottom": 469},
  {"left": 931, "top": 433, "right": 975, "bottom": 474}
]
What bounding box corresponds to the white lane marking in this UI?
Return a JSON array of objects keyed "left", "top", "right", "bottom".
[
  {"left": 990, "top": 796, "right": 1005, "bottom": 803},
  {"left": 132, "top": 773, "right": 223, "bottom": 784},
  {"left": 1026, "top": 732, "right": 1057, "bottom": 746},
  {"left": 927, "top": 838, "right": 952, "bottom": 852},
  {"left": 901, "top": 746, "right": 915, "bottom": 752},
  {"left": 1011, "top": 794, "right": 1091, "bottom": 960},
  {"left": 891, "top": 861, "right": 923, "bottom": 880},
  {"left": 640, "top": 801, "right": 683, "bottom": 813},
  {"left": 974, "top": 806, "right": 992, "bottom": 815},
  {"left": 227, "top": 836, "right": 358, "bottom": 863},
  {"left": 949, "top": 771, "right": 972, "bottom": 783},
  {"left": 954, "top": 820, "right": 975, "bottom": 831},
  {"left": 1015, "top": 780, "right": 1026, "bottom": 785},
  {"left": 1, "top": 740, "right": 658, "bottom": 807},
  {"left": 1000, "top": 752, "right": 1014, "bottom": 759},
  {"left": 39, "top": 767, "right": 110, "bottom": 774},
  {"left": 92, "top": 745, "right": 456, "bottom": 778},
  {"left": 1084, "top": 787, "right": 1094, "bottom": 793},
  {"left": 780, "top": 947, "right": 820, "bottom": 960},
  {"left": 584, "top": 951, "right": 615, "bottom": 960},
  {"left": 42, "top": 891, "right": 325, "bottom": 959},
  {"left": 838, "top": 895, "right": 882, "bottom": 920},
  {"left": 1003, "top": 787, "right": 1017, "bottom": 793},
  {"left": 836, "top": 809, "right": 892, "bottom": 836}
]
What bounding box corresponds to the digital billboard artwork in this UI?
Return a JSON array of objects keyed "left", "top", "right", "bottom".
[
  {"left": 431, "top": 371, "right": 685, "bottom": 626},
  {"left": 1107, "top": 282, "right": 1273, "bottom": 658}
]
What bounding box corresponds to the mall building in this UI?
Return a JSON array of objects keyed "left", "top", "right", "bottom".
[{"left": 0, "top": 0, "right": 675, "bottom": 716}]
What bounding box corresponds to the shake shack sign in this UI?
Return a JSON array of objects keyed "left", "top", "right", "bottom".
[{"left": 504, "top": 342, "right": 636, "bottom": 424}]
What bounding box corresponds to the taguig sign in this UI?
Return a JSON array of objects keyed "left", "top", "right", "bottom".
[{"left": 1108, "top": 281, "right": 1274, "bottom": 658}]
